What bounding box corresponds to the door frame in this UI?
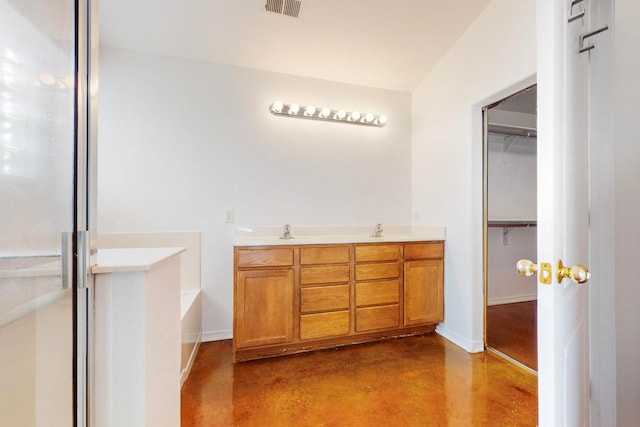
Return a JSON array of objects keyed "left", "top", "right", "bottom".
[
  {"left": 75, "top": 0, "right": 99, "bottom": 425},
  {"left": 481, "top": 84, "right": 538, "bottom": 373}
]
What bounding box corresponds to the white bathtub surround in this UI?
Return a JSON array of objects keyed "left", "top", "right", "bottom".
[
  {"left": 93, "top": 247, "right": 184, "bottom": 427},
  {"left": 96, "top": 231, "right": 203, "bottom": 387},
  {"left": 96, "top": 231, "right": 201, "bottom": 290},
  {"left": 233, "top": 225, "right": 446, "bottom": 246},
  {"left": 180, "top": 288, "right": 201, "bottom": 386}
]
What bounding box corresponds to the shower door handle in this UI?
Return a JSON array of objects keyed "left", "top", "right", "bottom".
[{"left": 61, "top": 231, "right": 73, "bottom": 289}]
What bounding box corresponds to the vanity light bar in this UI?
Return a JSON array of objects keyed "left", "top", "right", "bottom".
[{"left": 269, "top": 101, "right": 388, "bottom": 127}]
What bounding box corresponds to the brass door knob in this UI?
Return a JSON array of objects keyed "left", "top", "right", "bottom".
[
  {"left": 516, "top": 259, "right": 538, "bottom": 277},
  {"left": 557, "top": 260, "right": 591, "bottom": 284},
  {"left": 516, "top": 259, "right": 554, "bottom": 285}
]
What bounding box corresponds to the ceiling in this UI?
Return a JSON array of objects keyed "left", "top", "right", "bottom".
[{"left": 99, "top": 0, "right": 493, "bottom": 92}]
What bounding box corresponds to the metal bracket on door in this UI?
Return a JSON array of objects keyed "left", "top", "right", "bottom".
[
  {"left": 579, "top": 26, "right": 609, "bottom": 53},
  {"left": 568, "top": 0, "right": 585, "bottom": 23},
  {"left": 539, "top": 262, "right": 552, "bottom": 285},
  {"left": 61, "top": 231, "right": 73, "bottom": 289},
  {"left": 77, "top": 230, "right": 90, "bottom": 289}
]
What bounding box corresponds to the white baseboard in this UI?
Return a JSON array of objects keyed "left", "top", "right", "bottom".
[
  {"left": 202, "top": 329, "right": 232, "bottom": 342},
  {"left": 436, "top": 324, "right": 484, "bottom": 353},
  {"left": 487, "top": 294, "right": 537, "bottom": 306}
]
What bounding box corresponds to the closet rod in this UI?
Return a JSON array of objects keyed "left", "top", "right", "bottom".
[{"left": 488, "top": 129, "right": 537, "bottom": 138}]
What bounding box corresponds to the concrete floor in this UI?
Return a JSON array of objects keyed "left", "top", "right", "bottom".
[{"left": 181, "top": 334, "right": 538, "bottom": 426}]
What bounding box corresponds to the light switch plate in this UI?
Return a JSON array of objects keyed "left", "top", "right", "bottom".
[{"left": 224, "top": 210, "right": 234, "bottom": 223}]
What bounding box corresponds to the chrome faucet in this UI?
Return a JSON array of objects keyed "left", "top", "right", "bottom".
[
  {"left": 371, "top": 224, "right": 383, "bottom": 237},
  {"left": 280, "top": 224, "right": 293, "bottom": 239}
]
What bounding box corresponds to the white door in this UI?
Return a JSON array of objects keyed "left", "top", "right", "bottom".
[{"left": 535, "top": 0, "right": 610, "bottom": 425}]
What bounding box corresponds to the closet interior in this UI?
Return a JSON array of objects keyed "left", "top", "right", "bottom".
[{"left": 484, "top": 85, "right": 538, "bottom": 372}]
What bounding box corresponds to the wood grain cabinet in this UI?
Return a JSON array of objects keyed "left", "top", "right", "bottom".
[
  {"left": 354, "top": 244, "right": 401, "bottom": 332},
  {"left": 233, "top": 241, "right": 444, "bottom": 362},
  {"left": 234, "top": 248, "right": 294, "bottom": 352},
  {"left": 299, "top": 245, "right": 351, "bottom": 341},
  {"left": 404, "top": 243, "right": 444, "bottom": 325}
]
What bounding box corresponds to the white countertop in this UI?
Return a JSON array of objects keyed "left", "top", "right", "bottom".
[
  {"left": 232, "top": 226, "right": 445, "bottom": 246},
  {"left": 92, "top": 247, "right": 186, "bottom": 274}
]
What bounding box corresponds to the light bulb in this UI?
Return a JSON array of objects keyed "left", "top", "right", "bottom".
[
  {"left": 271, "top": 100, "right": 283, "bottom": 113},
  {"left": 350, "top": 111, "right": 361, "bottom": 121},
  {"left": 304, "top": 105, "right": 316, "bottom": 116},
  {"left": 378, "top": 114, "right": 388, "bottom": 125},
  {"left": 364, "top": 113, "right": 374, "bottom": 123},
  {"left": 289, "top": 103, "right": 300, "bottom": 115},
  {"left": 320, "top": 107, "right": 331, "bottom": 118},
  {"left": 335, "top": 109, "right": 347, "bottom": 120}
]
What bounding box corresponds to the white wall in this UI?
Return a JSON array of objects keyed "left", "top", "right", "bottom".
[
  {"left": 411, "top": 0, "right": 536, "bottom": 351},
  {"left": 487, "top": 133, "right": 537, "bottom": 220},
  {"left": 615, "top": 0, "right": 640, "bottom": 423},
  {"left": 487, "top": 227, "right": 536, "bottom": 305},
  {"left": 97, "top": 47, "right": 412, "bottom": 340}
]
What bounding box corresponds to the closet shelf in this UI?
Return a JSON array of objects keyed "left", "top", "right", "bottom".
[
  {"left": 488, "top": 220, "right": 537, "bottom": 228},
  {"left": 489, "top": 220, "right": 536, "bottom": 245}
]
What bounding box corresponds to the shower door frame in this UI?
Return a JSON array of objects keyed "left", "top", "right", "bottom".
[{"left": 75, "top": 0, "right": 99, "bottom": 425}]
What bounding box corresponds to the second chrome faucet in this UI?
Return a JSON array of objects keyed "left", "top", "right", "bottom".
[
  {"left": 280, "top": 224, "right": 294, "bottom": 239},
  {"left": 371, "top": 224, "right": 383, "bottom": 237}
]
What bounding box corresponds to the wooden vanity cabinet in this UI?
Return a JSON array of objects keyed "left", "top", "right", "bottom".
[
  {"left": 299, "top": 245, "right": 351, "bottom": 341},
  {"left": 234, "top": 248, "right": 294, "bottom": 352},
  {"left": 233, "top": 241, "right": 444, "bottom": 362},
  {"left": 404, "top": 243, "right": 444, "bottom": 326},
  {"left": 354, "top": 244, "right": 401, "bottom": 332}
]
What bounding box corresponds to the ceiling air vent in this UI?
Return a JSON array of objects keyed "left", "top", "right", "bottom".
[{"left": 265, "top": 0, "right": 301, "bottom": 18}]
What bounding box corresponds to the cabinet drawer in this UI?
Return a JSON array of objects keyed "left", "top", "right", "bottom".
[
  {"left": 355, "top": 244, "right": 401, "bottom": 262},
  {"left": 300, "top": 311, "right": 350, "bottom": 340},
  {"left": 301, "top": 265, "right": 350, "bottom": 285},
  {"left": 356, "top": 280, "right": 399, "bottom": 307},
  {"left": 404, "top": 242, "right": 444, "bottom": 260},
  {"left": 300, "top": 246, "right": 350, "bottom": 265},
  {"left": 355, "top": 305, "right": 399, "bottom": 332},
  {"left": 300, "top": 285, "right": 350, "bottom": 313},
  {"left": 355, "top": 262, "right": 400, "bottom": 281},
  {"left": 236, "top": 248, "right": 294, "bottom": 268}
]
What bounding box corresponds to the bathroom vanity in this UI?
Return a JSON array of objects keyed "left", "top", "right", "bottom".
[{"left": 232, "top": 227, "right": 445, "bottom": 362}]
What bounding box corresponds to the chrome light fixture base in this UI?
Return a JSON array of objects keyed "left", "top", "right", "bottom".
[{"left": 269, "top": 101, "right": 387, "bottom": 127}]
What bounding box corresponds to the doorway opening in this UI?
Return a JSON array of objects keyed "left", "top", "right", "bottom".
[{"left": 483, "top": 84, "right": 538, "bottom": 373}]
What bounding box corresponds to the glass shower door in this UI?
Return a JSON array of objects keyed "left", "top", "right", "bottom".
[{"left": 0, "top": 0, "right": 82, "bottom": 425}]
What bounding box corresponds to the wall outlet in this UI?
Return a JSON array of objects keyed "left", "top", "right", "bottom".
[{"left": 224, "top": 209, "right": 234, "bottom": 223}]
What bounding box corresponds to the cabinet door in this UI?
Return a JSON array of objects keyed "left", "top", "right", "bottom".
[
  {"left": 235, "top": 269, "right": 294, "bottom": 348},
  {"left": 404, "top": 260, "right": 444, "bottom": 326}
]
